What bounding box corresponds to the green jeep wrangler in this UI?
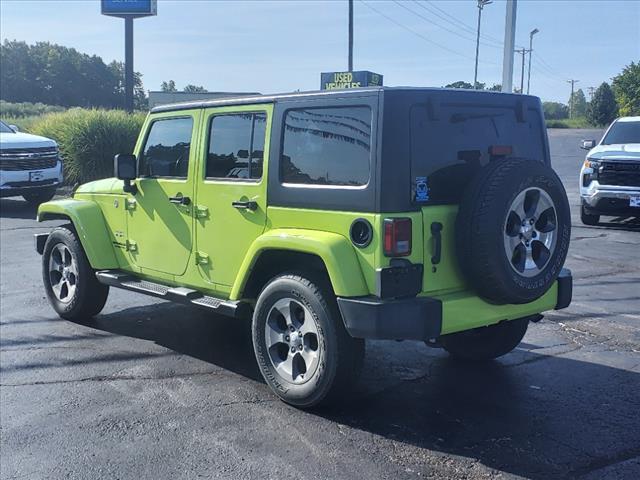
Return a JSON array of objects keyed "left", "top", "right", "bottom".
[{"left": 36, "top": 87, "right": 572, "bottom": 408}]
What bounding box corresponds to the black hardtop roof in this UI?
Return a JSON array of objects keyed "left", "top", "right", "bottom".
[{"left": 150, "top": 86, "right": 534, "bottom": 113}]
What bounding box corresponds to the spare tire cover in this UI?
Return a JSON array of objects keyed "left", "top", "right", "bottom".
[{"left": 455, "top": 158, "right": 570, "bottom": 304}]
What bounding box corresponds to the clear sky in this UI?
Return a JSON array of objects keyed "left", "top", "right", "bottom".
[{"left": 1, "top": 0, "right": 638, "bottom": 103}]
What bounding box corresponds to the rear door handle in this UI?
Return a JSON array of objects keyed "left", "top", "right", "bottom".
[
  {"left": 232, "top": 200, "right": 258, "bottom": 211},
  {"left": 169, "top": 195, "right": 191, "bottom": 206}
]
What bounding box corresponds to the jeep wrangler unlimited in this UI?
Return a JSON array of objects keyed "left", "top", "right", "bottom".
[{"left": 36, "top": 87, "right": 572, "bottom": 408}]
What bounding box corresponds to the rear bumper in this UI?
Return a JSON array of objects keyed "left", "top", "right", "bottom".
[{"left": 337, "top": 268, "right": 573, "bottom": 340}]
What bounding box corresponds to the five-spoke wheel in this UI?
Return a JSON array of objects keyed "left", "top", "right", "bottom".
[
  {"left": 265, "top": 298, "right": 320, "bottom": 384},
  {"left": 48, "top": 244, "right": 78, "bottom": 303},
  {"left": 504, "top": 187, "right": 558, "bottom": 277}
]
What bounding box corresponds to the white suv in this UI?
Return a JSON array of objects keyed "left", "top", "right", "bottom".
[
  {"left": 0, "top": 120, "right": 63, "bottom": 206},
  {"left": 579, "top": 116, "right": 640, "bottom": 225}
]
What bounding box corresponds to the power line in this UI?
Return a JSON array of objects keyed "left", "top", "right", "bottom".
[
  {"left": 402, "top": 0, "right": 502, "bottom": 50},
  {"left": 360, "top": 0, "right": 479, "bottom": 61}
]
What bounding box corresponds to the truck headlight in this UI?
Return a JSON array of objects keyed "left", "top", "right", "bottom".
[{"left": 582, "top": 158, "right": 599, "bottom": 186}]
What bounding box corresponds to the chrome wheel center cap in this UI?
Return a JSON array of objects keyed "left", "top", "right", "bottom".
[{"left": 289, "top": 331, "right": 302, "bottom": 348}]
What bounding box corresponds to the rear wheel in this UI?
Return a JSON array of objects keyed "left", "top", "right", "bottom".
[
  {"left": 42, "top": 226, "right": 109, "bottom": 320},
  {"left": 581, "top": 203, "right": 600, "bottom": 226},
  {"left": 23, "top": 187, "right": 56, "bottom": 207},
  {"left": 252, "top": 273, "right": 364, "bottom": 408},
  {"left": 441, "top": 317, "right": 530, "bottom": 361}
]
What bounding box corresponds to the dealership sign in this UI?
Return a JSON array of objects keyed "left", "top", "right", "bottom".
[
  {"left": 320, "top": 71, "right": 383, "bottom": 90},
  {"left": 101, "top": 0, "right": 157, "bottom": 17}
]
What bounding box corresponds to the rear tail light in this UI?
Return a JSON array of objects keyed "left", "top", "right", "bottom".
[{"left": 383, "top": 218, "right": 412, "bottom": 257}]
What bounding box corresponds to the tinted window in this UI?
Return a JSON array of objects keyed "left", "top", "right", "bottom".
[
  {"left": 281, "top": 107, "right": 371, "bottom": 186},
  {"left": 410, "top": 103, "right": 545, "bottom": 204},
  {"left": 602, "top": 121, "right": 640, "bottom": 145},
  {"left": 206, "top": 112, "right": 266, "bottom": 180},
  {"left": 140, "top": 117, "right": 193, "bottom": 178}
]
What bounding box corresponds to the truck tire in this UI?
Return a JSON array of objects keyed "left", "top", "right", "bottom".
[
  {"left": 23, "top": 187, "right": 56, "bottom": 207},
  {"left": 441, "top": 317, "right": 529, "bottom": 361},
  {"left": 252, "top": 273, "right": 364, "bottom": 408},
  {"left": 456, "top": 158, "right": 570, "bottom": 305},
  {"left": 42, "top": 226, "right": 109, "bottom": 321},
  {"left": 580, "top": 203, "right": 600, "bottom": 226}
]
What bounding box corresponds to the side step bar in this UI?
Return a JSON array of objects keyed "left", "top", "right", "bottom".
[{"left": 95, "top": 270, "right": 251, "bottom": 319}]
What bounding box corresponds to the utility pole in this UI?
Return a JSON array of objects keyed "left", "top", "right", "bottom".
[
  {"left": 567, "top": 79, "right": 579, "bottom": 118},
  {"left": 348, "top": 0, "right": 354, "bottom": 71},
  {"left": 124, "top": 17, "right": 134, "bottom": 113},
  {"left": 501, "top": 0, "right": 517, "bottom": 93},
  {"left": 526, "top": 28, "right": 539, "bottom": 94},
  {"left": 473, "top": 0, "right": 492, "bottom": 89},
  {"left": 516, "top": 47, "right": 529, "bottom": 94}
]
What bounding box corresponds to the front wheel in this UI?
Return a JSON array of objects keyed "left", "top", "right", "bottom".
[
  {"left": 252, "top": 273, "right": 364, "bottom": 408},
  {"left": 581, "top": 203, "right": 600, "bottom": 226},
  {"left": 42, "top": 226, "right": 109, "bottom": 321},
  {"left": 440, "top": 317, "right": 530, "bottom": 361}
]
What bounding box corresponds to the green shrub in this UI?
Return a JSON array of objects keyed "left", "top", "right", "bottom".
[
  {"left": 29, "top": 109, "right": 146, "bottom": 185},
  {"left": 0, "top": 100, "right": 66, "bottom": 118},
  {"left": 546, "top": 117, "right": 591, "bottom": 129}
]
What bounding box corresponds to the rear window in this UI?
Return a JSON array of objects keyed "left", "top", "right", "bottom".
[
  {"left": 281, "top": 106, "right": 371, "bottom": 186},
  {"left": 410, "top": 102, "right": 545, "bottom": 204}
]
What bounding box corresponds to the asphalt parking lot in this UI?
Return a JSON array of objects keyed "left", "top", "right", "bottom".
[{"left": 1, "top": 128, "right": 639, "bottom": 480}]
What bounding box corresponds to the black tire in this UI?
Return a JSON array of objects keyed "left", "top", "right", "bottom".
[
  {"left": 580, "top": 203, "right": 600, "bottom": 226},
  {"left": 252, "top": 273, "right": 364, "bottom": 408},
  {"left": 441, "top": 317, "right": 529, "bottom": 361},
  {"left": 456, "top": 158, "right": 571, "bottom": 305},
  {"left": 42, "top": 225, "right": 109, "bottom": 321},
  {"left": 23, "top": 187, "right": 56, "bottom": 207}
]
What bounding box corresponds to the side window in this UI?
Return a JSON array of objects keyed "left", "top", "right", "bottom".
[
  {"left": 206, "top": 112, "right": 267, "bottom": 180},
  {"left": 139, "top": 117, "right": 193, "bottom": 178},
  {"left": 281, "top": 106, "right": 371, "bottom": 186}
]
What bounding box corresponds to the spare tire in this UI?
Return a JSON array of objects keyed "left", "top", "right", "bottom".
[{"left": 455, "top": 158, "right": 570, "bottom": 304}]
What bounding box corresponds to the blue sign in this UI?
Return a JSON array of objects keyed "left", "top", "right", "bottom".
[
  {"left": 101, "top": 0, "right": 157, "bottom": 17},
  {"left": 320, "top": 71, "right": 383, "bottom": 90}
]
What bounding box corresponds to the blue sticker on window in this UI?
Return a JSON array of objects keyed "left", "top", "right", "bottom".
[{"left": 415, "top": 176, "right": 429, "bottom": 202}]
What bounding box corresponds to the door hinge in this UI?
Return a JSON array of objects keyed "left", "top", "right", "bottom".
[
  {"left": 195, "top": 205, "right": 209, "bottom": 219},
  {"left": 125, "top": 198, "right": 137, "bottom": 211},
  {"left": 126, "top": 239, "right": 138, "bottom": 252},
  {"left": 196, "top": 251, "right": 210, "bottom": 265}
]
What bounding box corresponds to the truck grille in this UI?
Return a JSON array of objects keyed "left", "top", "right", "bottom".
[
  {"left": 599, "top": 162, "right": 640, "bottom": 187},
  {"left": 0, "top": 147, "right": 59, "bottom": 171}
]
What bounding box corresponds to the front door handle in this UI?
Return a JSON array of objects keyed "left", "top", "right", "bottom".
[
  {"left": 232, "top": 200, "right": 258, "bottom": 211},
  {"left": 169, "top": 195, "right": 191, "bottom": 206}
]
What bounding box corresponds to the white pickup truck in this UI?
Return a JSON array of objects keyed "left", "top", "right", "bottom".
[{"left": 0, "top": 120, "right": 63, "bottom": 206}]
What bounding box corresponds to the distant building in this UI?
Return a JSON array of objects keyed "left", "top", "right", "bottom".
[{"left": 148, "top": 91, "right": 261, "bottom": 109}]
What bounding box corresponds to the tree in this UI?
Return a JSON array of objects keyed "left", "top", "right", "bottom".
[
  {"left": 612, "top": 62, "right": 640, "bottom": 116},
  {"left": 487, "top": 83, "right": 502, "bottom": 91},
  {"left": 569, "top": 89, "right": 588, "bottom": 117},
  {"left": 543, "top": 101, "right": 569, "bottom": 120},
  {"left": 0, "top": 40, "right": 147, "bottom": 109},
  {"left": 587, "top": 83, "right": 618, "bottom": 126},
  {"left": 108, "top": 61, "right": 148, "bottom": 110},
  {"left": 445, "top": 81, "right": 474, "bottom": 89},
  {"left": 183, "top": 84, "right": 208, "bottom": 93},
  {"left": 161, "top": 80, "right": 177, "bottom": 92}
]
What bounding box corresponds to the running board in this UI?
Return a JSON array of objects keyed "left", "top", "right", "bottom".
[{"left": 95, "top": 270, "right": 251, "bottom": 319}]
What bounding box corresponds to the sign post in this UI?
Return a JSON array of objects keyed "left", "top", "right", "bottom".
[{"left": 101, "top": 1, "right": 157, "bottom": 112}]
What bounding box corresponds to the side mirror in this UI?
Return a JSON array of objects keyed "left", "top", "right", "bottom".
[
  {"left": 9, "top": 124, "right": 19, "bottom": 132},
  {"left": 114, "top": 154, "right": 137, "bottom": 194},
  {"left": 581, "top": 140, "right": 596, "bottom": 150}
]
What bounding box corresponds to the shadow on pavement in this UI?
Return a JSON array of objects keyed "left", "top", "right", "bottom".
[
  {"left": 67, "top": 301, "right": 640, "bottom": 479},
  {"left": 0, "top": 198, "right": 38, "bottom": 220}
]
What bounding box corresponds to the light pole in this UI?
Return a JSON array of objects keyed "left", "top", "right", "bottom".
[
  {"left": 526, "top": 28, "right": 539, "bottom": 94},
  {"left": 348, "top": 0, "right": 353, "bottom": 71},
  {"left": 473, "top": 0, "right": 492, "bottom": 89}
]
